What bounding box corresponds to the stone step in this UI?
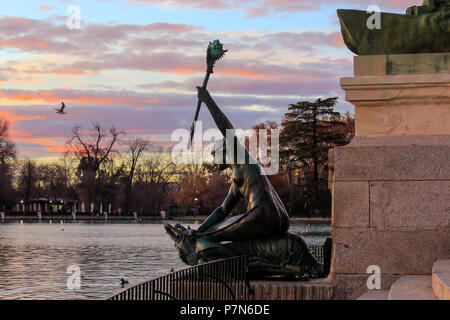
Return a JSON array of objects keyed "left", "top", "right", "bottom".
[
  {"left": 249, "top": 279, "right": 334, "bottom": 300},
  {"left": 388, "top": 275, "right": 437, "bottom": 300},
  {"left": 356, "top": 290, "right": 389, "bottom": 300},
  {"left": 432, "top": 259, "right": 450, "bottom": 300}
]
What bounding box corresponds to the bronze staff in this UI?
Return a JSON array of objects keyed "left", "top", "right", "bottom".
[{"left": 188, "top": 40, "right": 227, "bottom": 148}]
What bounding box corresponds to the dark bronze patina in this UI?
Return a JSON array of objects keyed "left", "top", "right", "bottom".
[
  {"left": 337, "top": 0, "right": 450, "bottom": 55},
  {"left": 165, "top": 82, "right": 327, "bottom": 278}
]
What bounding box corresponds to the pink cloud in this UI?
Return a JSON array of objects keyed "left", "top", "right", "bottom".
[
  {"left": 26, "top": 30, "right": 347, "bottom": 78},
  {"left": 55, "top": 51, "right": 336, "bottom": 79},
  {"left": 0, "top": 10, "right": 359, "bottom": 157},
  {"left": 0, "top": 15, "right": 348, "bottom": 82},
  {"left": 262, "top": 31, "right": 345, "bottom": 50},
  {"left": 0, "top": 16, "right": 202, "bottom": 56},
  {"left": 122, "top": 0, "right": 422, "bottom": 16},
  {"left": 37, "top": 5, "right": 54, "bottom": 12},
  {"left": 0, "top": 16, "right": 43, "bottom": 37},
  {"left": 245, "top": 6, "right": 269, "bottom": 17},
  {"left": 128, "top": 0, "right": 236, "bottom": 10}
]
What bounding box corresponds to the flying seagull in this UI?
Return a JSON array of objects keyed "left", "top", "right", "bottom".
[{"left": 55, "top": 102, "right": 67, "bottom": 114}]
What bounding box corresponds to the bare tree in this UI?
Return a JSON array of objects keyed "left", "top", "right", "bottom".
[
  {"left": 38, "top": 160, "right": 75, "bottom": 200},
  {"left": 133, "top": 147, "right": 177, "bottom": 214},
  {"left": 67, "top": 123, "right": 124, "bottom": 178},
  {"left": 123, "top": 138, "right": 151, "bottom": 211},
  {"left": 67, "top": 123, "right": 124, "bottom": 206},
  {"left": 0, "top": 118, "right": 16, "bottom": 165},
  {"left": 172, "top": 164, "right": 208, "bottom": 211},
  {"left": 17, "top": 159, "right": 39, "bottom": 204},
  {"left": 0, "top": 119, "right": 16, "bottom": 210}
]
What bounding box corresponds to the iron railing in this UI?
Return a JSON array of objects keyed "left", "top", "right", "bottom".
[
  {"left": 107, "top": 256, "right": 249, "bottom": 300},
  {"left": 107, "top": 242, "right": 327, "bottom": 300}
]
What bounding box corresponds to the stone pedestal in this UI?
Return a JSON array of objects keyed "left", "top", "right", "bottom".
[
  {"left": 330, "top": 53, "right": 450, "bottom": 299},
  {"left": 343, "top": 53, "right": 450, "bottom": 137},
  {"left": 249, "top": 280, "right": 334, "bottom": 300}
]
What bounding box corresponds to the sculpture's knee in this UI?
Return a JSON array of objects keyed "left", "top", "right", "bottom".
[{"left": 196, "top": 237, "right": 218, "bottom": 252}]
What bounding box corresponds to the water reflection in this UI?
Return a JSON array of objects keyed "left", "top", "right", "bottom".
[{"left": 0, "top": 220, "right": 330, "bottom": 300}]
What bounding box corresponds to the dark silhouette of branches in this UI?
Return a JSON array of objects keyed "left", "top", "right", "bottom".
[
  {"left": 0, "top": 118, "right": 16, "bottom": 166},
  {"left": 123, "top": 138, "right": 151, "bottom": 211},
  {"left": 67, "top": 122, "right": 124, "bottom": 178}
]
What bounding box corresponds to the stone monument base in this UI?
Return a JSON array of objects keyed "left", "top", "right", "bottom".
[
  {"left": 249, "top": 279, "right": 334, "bottom": 300},
  {"left": 330, "top": 52, "right": 450, "bottom": 299},
  {"left": 342, "top": 53, "right": 450, "bottom": 137},
  {"left": 329, "top": 135, "right": 450, "bottom": 299}
]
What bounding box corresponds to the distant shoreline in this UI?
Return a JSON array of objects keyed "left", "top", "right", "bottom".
[{"left": 0, "top": 215, "right": 331, "bottom": 222}]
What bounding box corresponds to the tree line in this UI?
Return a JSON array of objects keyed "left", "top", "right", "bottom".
[{"left": 0, "top": 96, "right": 354, "bottom": 217}]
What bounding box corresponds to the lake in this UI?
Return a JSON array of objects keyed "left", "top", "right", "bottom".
[{"left": 0, "top": 220, "right": 330, "bottom": 300}]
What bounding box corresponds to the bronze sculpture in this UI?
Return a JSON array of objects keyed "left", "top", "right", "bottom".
[
  {"left": 406, "top": 0, "right": 449, "bottom": 15},
  {"left": 165, "top": 223, "right": 326, "bottom": 278},
  {"left": 165, "top": 73, "right": 328, "bottom": 278},
  {"left": 337, "top": 0, "right": 450, "bottom": 55},
  {"left": 192, "top": 87, "right": 290, "bottom": 242}
]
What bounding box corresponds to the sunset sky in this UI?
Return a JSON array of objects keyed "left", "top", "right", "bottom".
[{"left": 0, "top": 0, "right": 420, "bottom": 159}]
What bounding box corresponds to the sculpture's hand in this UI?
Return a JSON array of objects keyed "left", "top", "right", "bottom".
[{"left": 197, "top": 86, "right": 212, "bottom": 104}]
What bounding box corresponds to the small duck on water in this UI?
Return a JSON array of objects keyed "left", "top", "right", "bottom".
[{"left": 120, "top": 278, "right": 129, "bottom": 288}]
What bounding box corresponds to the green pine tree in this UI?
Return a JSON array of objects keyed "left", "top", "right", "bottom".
[{"left": 280, "top": 97, "right": 349, "bottom": 217}]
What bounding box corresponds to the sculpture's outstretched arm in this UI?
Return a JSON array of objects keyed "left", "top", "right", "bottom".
[
  {"left": 197, "top": 184, "right": 241, "bottom": 233},
  {"left": 197, "top": 87, "right": 252, "bottom": 164},
  {"left": 197, "top": 86, "right": 234, "bottom": 137},
  {"left": 197, "top": 86, "right": 246, "bottom": 152}
]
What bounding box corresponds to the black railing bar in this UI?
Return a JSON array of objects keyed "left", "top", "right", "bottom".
[
  {"left": 106, "top": 256, "right": 249, "bottom": 300},
  {"left": 106, "top": 256, "right": 244, "bottom": 299},
  {"left": 153, "top": 290, "right": 178, "bottom": 300},
  {"left": 201, "top": 273, "right": 236, "bottom": 300}
]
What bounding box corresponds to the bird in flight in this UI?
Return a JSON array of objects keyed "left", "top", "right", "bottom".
[{"left": 55, "top": 102, "right": 67, "bottom": 114}]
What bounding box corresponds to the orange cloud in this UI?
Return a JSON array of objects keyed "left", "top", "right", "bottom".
[
  {"left": 38, "top": 5, "right": 54, "bottom": 12},
  {"left": 8, "top": 128, "right": 65, "bottom": 153},
  {"left": 25, "top": 70, "right": 98, "bottom": 76},
  {"left": 172, "top": 67, "right": 201, "bottom": 75},
  {"left": 0, "top": 111, "right": 46, "bottom": 122},
  {"left": 219, "top": 69, "right": 271, "bottom": 80},
  {"left": 0, "top": 90, "right": 162, "bottom": 106},
  {"left": 46, "top": 146, "right": 67, "bottom": 153},
  {"left": 72, "top": 96, "right": 162, "bottom": 105},
  {"left": 14, "top": 137, "right": 56, "bottom": 146}
]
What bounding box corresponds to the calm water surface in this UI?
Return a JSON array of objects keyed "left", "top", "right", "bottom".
[{"left": 0, "top": 220, "right": 330, "bottom": 300}]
